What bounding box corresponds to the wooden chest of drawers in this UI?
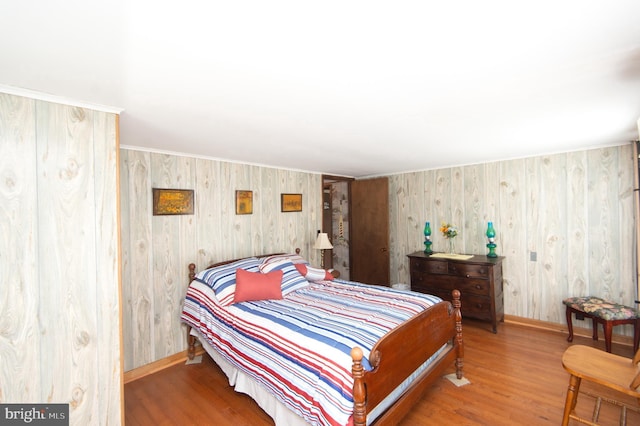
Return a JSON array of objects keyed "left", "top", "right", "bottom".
[{"left": 407, "top": 251, "right": 504, "bottom": 333}]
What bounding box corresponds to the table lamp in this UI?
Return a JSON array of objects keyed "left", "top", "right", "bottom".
[{"left": 314, "top": 232, "right": 333, "bottom": 268}]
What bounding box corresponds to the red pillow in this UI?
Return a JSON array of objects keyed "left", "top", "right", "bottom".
[
  {"left": 295, "top": 264, "right": 334, "bottom": 281},
  {"left": 233, "top": 268, "right": 283, "bottom": 303}
]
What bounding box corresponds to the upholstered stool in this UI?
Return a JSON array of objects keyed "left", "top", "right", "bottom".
[{"left": 563, "top": 296, "right": 640, "bottom": 353}]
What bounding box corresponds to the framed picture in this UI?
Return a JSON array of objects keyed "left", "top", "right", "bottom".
[
  {"left": 236, "top": 190, "right": 253, "bottom": 215},
  {"left": 281, "top": 193, "right": 302, "bottom": 212},
  {"left": 152, "top": 188, "right": 194, "bottom": 215}
]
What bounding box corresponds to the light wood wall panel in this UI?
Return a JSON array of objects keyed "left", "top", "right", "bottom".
[
  {"left": 37, "top": 101, "right": 98, "bottom": 422},
  {"left": 393, "top": 172, "right": 418, "bottom": 281},
  {"left": 499, "top": 159, "right": 528, "bottom": 317},
  {"left": 120, "top": 150, "right": 153, "bottom": 370},
  {"left": 388, "top": 144, "right": 636, "bottom": 335},
  {"left": 462, "top": 164, "right": 486, "bottom": 256},
  {"left": 260, "top": 165, "right": 279, "bottom": 254},
  {"left": 587, "top": 148, "right": 619, "bottom": 298},
  {"left": 194, "top": 158, "right": 220, "bottom": 266},
  {"left": 0, "top": 94, "right": 40, "bottom": 402},
  {"left": 566, "top": 152, "right": 589, "bottom": 301},
  {"left": 150, "top": 154, "right": 196, "bottom": 361},
  {"left": 617, "top": 147, "right": 636, "bottom": 302},
  {"left": 120, "top": 150, "right": 323, "bottom": 371},
  {"left": 92, "top": 113, "right": 121, "bottom": 423},
  {"left": 0, "top": 93, "right": 122, "bottom": 424}
]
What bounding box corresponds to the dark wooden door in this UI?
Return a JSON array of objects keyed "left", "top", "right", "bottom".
[{"left": 350, "top": 177, "right": 389, "bottom": 285}]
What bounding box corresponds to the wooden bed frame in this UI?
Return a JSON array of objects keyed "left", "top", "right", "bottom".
[{"left": 185, "top": 252, "right": 464, "bottom": 426}]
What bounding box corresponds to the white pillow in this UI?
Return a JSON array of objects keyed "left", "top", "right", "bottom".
[
  {"left": 259, "top": 258, "right": 310, "bottom": 296},
  {"left": 295, "top": 264, "right": 334, "bottom": 282},
  {"left": 195, "top": 257, "right": 261, "bottom": 307}
]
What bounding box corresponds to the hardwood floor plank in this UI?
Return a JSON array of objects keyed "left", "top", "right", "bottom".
[{"left": 125, "top": 319, "right": 640, "bottom": 425}]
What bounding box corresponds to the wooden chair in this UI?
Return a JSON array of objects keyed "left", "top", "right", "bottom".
[{"left": 561, "top": 345, "right": 640, "bottom": 425}]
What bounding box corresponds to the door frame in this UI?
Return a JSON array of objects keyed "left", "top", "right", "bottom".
[{"left": 321, "top": 175, "right": 354, "bottom": 274}]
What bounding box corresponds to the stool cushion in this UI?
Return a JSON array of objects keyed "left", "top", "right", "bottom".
[{"left": 563, "top": 296, "right": 640, "bottom": 321}]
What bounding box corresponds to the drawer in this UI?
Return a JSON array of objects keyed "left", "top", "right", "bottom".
[
  {"left": 448, "top": 262, "right": 490, "bottom": 278},
  {"left": 412, "top": 285, "right": 456, "bottom": 302},
  {"left": 410, "top": 258, "right": 448, "bottom": 275},
  {"left": 410, "top": 273, "right": 454, "bottom": 290},
  {"left": 449, "top": 277, "right": 491, "bottom": 296},
  {"left": 460, "top": 294, "right": 493, "bottom": 320},
  {"left": 413, "top": 287, "right": 492, "bottom": 321}
]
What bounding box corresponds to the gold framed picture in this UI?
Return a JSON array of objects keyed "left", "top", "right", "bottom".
[
  {"left": 281, "top": 193, "right": 302, "bottom": 212},
  {"left": 152, "top": 188, "right": 194, "bottom": 215},
  {"left": 236, "top": 190, "right": 253, "bottom": 215}
]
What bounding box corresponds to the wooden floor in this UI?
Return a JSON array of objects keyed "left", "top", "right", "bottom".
[{"left": 125, "top": 319, "right": 640, "bottom": 425}]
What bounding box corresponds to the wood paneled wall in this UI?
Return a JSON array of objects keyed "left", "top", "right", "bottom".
[
  {"left": 121, "top": 144, "right": 635, "bottom": 371},
  {"left": 0, "top": 93, "right": 122, "bottom": 424},
  {"left": 388, "top": 145, "right": 636, "bottom": 329},
  {"left": 120, "top": 150, "right": 323, "bottom": 371}
]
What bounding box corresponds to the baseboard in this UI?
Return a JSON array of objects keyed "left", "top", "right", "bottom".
[
  {"left": 504, "top": 314, "right": 635, "bottom": 347},
  {"left": 123, "top": 346, "right": 205, "bottom": 384}
]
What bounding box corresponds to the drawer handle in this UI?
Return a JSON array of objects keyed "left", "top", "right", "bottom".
[
  {"left": 466, "top": 274, "right": 471, "bottom": 278},
  {"left": 475, "top": 284, "right": 482, "bottom": 289},
  {"left": 476, "top": 303, "right": 483, "bottom": 308}
]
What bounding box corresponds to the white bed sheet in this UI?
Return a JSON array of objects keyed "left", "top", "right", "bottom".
[{"left": 192, "top": 328, "right": 309, "bottom": 426}]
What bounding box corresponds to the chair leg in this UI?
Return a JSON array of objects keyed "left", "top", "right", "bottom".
[
  {"left": 566, "top": 307, "right": 574, "bottom": 342},
  {"left": 634, "top": 319, "right": 640, "bottom": 353},
  {"left": 603, "top": 321, "right": 613, "bottom": 353},
  {"left": 592, "top": 317, "right": 599, "bottom": 341},
  {"left": 562, "top": 375, "right": 581, "bottom": 426}
]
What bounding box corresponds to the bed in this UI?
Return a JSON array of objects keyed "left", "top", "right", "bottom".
[{"left": 180, "top": 251, "right": 463, "bottom": 426}]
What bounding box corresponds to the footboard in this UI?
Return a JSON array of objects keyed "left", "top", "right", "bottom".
[{"left": 351, "top": 289, "right": 463, "bottom": 425}]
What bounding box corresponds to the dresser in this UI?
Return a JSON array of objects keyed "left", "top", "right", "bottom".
[{"left": 407, "top": 251, "right": 504, "bottom": 333}]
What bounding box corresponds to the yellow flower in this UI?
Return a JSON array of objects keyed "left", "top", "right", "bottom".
[{"left": 440, "top": 222, "right": 458, "bottom": 239}]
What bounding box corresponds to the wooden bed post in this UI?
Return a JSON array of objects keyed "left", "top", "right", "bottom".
[
  {"left": 187, "top": 327, "right": 196, "bottom": 360},
  {"left": 452, "top": 289, "right": 464, "bottom": 379},
  {"left": 351, "top": 347, "right": 367, "bottom": 426},
  {"left": 188, "top": 262, "right": 196, "bottom": 282},
  {"left": 187, "top": 263, "right": 197, "bottom": 360}
]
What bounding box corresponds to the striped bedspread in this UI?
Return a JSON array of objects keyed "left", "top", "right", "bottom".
[{"left": 181, "top": 278, "right": 442, "bottom": 426}]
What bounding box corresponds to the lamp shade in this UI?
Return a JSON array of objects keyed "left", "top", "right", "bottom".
[{"left": 314, "top": 232, "right": 333, "bottom": 250}]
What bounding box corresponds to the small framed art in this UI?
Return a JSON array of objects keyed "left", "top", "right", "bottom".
[
  {"left": 236, "top": 190, "right": 253, "bottom": 215},
  {"left": 281, "top": 193, "right": 302, "bottom": 212},
  {"left": 152, "top": 188, "right": 194, "bottom": 215}
]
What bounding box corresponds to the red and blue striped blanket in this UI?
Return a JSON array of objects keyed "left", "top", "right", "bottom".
[{"left": 181, "top": 278, "right": 441, "bottom": 425}]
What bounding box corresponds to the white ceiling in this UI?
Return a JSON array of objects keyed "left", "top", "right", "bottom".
[{"left": 2, "top": 1, "right": 640, "bottom": 178}]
